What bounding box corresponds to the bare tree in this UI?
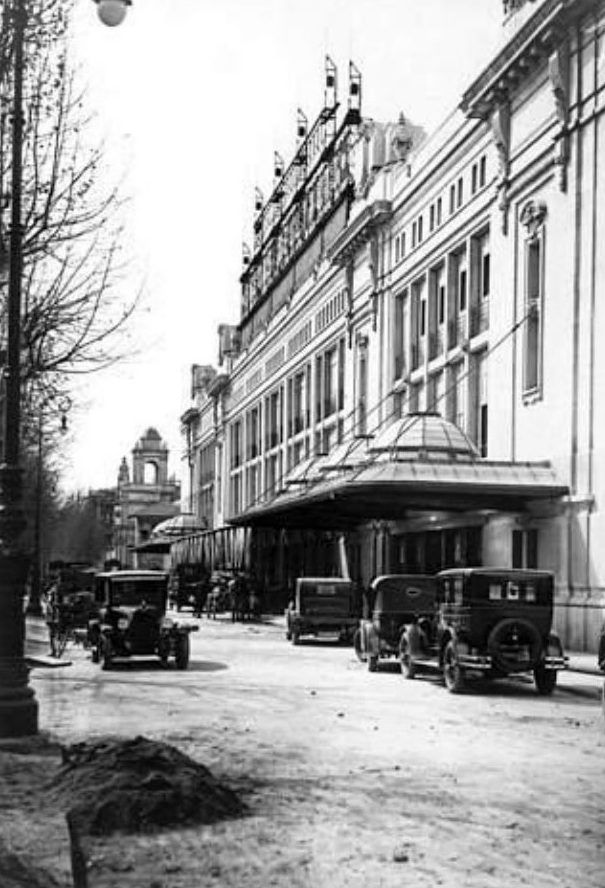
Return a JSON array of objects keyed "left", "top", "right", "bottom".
[{"left": 0, "top": 0, "right": 141, "bottom": 428}]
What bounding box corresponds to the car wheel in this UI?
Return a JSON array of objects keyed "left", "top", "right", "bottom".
[
  {"left": 175, "top": 634, "right": 190, "bottom": 670},
  {"left": 399, "top": 636, "right": 416, "bottom": 680},
  {"left": 534, "top": 664, "right": 557, "bottom": 695},
  {"left": 368, "top": 654, "right": 378, "bottom": 673},
  {"left": 443, "top": 641, "right": 465, "bottom": 693},
  {"left": 353, "top": 629, "right": 366, "bottom": 663}
]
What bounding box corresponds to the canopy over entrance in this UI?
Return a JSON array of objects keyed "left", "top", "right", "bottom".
[{"left": 230, "top": 413, "right": 568, "bottom": 530}]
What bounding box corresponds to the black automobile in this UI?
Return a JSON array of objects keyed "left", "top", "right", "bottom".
[
  {"left": 399, "top": 567, "right": 567, "bottom": 694},
  {"left": 354, "top": 574, "right": 437, "bottom": 672},
  {"left": 285, "top": 577, "right": 360, "bottom": 645},
  {"left": 88, "top": 570, "right": 197, "bottom": 670}
]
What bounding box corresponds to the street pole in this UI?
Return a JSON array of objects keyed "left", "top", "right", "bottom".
[
  {"left": 0, "top": 0, "right": 37, "bottom": 738},
  {"left": 0, "top": 0, "right": 131, "bottom": 737}
]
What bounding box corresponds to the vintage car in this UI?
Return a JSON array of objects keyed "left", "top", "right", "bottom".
[
  {"left": 354, "top": 574, "right": 437, "bottom": 672},
  {"left": 285, "top": 577, "right": 360, "bottom": 645},
  {"left": 398, "top": 567, "right": 567, "bottom": 694},
  {"left": 87, "top": 570, "right": 197, "bottom": 670}
]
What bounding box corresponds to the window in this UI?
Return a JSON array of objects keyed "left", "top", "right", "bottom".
[
  {"left": 429, "top": 204, "right": 435, "bottom": 232},
  {"left": 471, "top": 164, "right": 478, "bottom": 195},
  {"left": 449, "top": 184, "right": 456, "bottom": 214},
  {"left": 512, "top": 529, "right": 538, "bottom": 568},
  {"left": 457, "top": 177, "right": 464, "bottom": 208},
  {"left": 525, "top": 240, "right": 542, "bottom": 391},
  {"left": 524, "top": 229, "right": 544, "bottom": 395},
  {"left": 394, "top": 291, "right": 406, "bottom": 379},
  {"left": 356, "top": 339, "right": 368, "bottom": 436},
  {"left": 412, "top": 221, "right": 417, "bottom": 248},
  {"left": 479, "top": 155, "right": 487, "bottom": 188},
  {"left": 230, "top": 421, "right": 242, "bottom": 469},
  {"left": 436, "top": 197, "right": 442, "bottom": 226},
  {"left": 472, "top": 350, "right": 488, "bottom": 456},
  {"left": 418, "top": 215, "right": 423, "bottom": 243},
  {"left": 449, "top": 361, "right": 466, "bottom": 430},
  {"left": 459, "top": 267, "right": 467, "bottom": 312}
]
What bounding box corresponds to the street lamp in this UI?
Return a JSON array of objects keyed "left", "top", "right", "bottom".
[
  {"left": 0, "top": 0, "right": 130, "bottom": 738},
  {"left": 94, "top": 0, "right": 131, "bottom": 27}
]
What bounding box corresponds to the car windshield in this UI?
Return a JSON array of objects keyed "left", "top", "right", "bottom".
[{"left": 109, "top": 580, "right": 166, "bottom": 608}]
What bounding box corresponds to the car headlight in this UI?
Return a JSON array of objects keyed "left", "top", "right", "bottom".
[{"left": 118, "top": 618, "right": 129, "bottom": 630}]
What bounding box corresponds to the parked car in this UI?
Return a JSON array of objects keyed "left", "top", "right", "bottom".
[
  {"left": 285, "top": 577, "right": 360, "bottom": 645},
  {"left": 88, "top": 570, "right": 198, "bottom": 670},
  {"left": 399, "top": 567, "right": 567, "bottom": 694},
  {"left": 354, "top": 574, "right": 437, "bottom": 672}
]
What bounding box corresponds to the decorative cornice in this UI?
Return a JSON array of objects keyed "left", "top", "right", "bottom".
[
  {"left": 328, "top": 199, "right": 392, "bottom": 267},
  {"left": 461, "top": 0, "right": 595, "bottom": 120}
]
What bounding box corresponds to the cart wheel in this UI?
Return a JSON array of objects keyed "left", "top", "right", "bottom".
[{"left": 175, "top": 634, "right": 190, "bottom": 670}]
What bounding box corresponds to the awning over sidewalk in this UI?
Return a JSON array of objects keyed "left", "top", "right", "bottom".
[{"left": 229, "top": 414, "right": 569, "bottom": 530}]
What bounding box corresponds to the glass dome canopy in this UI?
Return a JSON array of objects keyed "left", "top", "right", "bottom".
[{"left": 369, "top": 412, "right": 480, "bottom": 461}]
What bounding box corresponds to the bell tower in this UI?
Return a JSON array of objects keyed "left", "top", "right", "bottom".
[{"left": 132, "top": 427, "right": 168, "bottom": 486}]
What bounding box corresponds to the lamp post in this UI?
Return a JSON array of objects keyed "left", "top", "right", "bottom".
[{"left": 0, "top": 0, "right": 131, "bottom": 738}]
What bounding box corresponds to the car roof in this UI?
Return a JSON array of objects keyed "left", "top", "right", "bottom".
[
  {"left": 437, "top": 568, "right": 553, "bottom": 579},
  {"left": 95, "top": 570, "right": 168, "bottom": 579},
  {"left": 297, "top": 577, "right": 353, "bottom": 584}
]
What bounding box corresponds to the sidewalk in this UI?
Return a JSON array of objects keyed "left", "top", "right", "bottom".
[{"left": 23, "top": 614, "right": 603, "bottom": 676}]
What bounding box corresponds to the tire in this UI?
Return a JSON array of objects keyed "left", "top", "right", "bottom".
[
  {"left": 487, "top": 618, "right": 541, "bottom": 674},
  {"left": 353, "top": 629, "right": 366, "bottom": 663},
  {"left": 399, "top": 636, "right": 416, "bottom": 680},
  {"left": 534, "top": 664, "right": 557, "bottom": 695},
  {"left": 175, "top": 634, "right": 190, "bottom": 670},
  {"left": 443, "top": 641, "right": 465, "bottom": 693},
  {"left": 368, "top": 654, "right": 378, "bottom": 673}
]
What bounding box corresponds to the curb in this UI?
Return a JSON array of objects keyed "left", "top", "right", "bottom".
[{"left": 26, "top": 655, "right": 72, "bottom": 669}]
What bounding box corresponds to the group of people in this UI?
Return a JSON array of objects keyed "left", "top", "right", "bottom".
[{"left": 171, "top": 569, "right": 261, "bottom": 622}]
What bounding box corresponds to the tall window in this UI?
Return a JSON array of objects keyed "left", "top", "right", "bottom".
[
  {"left": 393, "top": 291, "right": 406, "bottom": 380},
  {"left": 524, "top": 237, "right": 543, "bottom": 394},
  {"left": 356, "top": 338, "right": 368, "bottom": 436}
]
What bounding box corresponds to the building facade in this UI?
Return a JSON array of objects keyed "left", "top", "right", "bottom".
[
  {"left": 111, "top": 427, "right": 181, "bottom": 568},
  {"left": 181, "top": 0, "right": 605, "bottom": 650}
]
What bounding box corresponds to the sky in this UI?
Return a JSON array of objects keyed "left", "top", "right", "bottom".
[{"left": 62, "top": 0, "right": 504, "bottom": 493}]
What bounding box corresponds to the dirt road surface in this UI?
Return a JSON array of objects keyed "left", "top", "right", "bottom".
[{"left": 2, "top": 616, "right": 604, "bottom": 887}]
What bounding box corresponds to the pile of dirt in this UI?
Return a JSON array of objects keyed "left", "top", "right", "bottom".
[{"left": 47, "top": 735, "right": 245, "bottom": 835}]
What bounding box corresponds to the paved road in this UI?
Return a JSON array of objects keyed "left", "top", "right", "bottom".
[{"left": 25, "top": 615, "right": 605, "bottom": 888}]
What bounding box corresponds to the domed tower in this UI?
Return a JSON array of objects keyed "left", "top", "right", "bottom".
[{"left": 132, "top": 427, "right": 169, "bottom": 486}]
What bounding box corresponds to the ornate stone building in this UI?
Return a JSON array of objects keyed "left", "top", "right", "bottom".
[
  {"left": 181, "top": 0, "right": 605, "bottom": 650},
  {"left": 111, "top": 428, "right": 181, "bottom": 568}
]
